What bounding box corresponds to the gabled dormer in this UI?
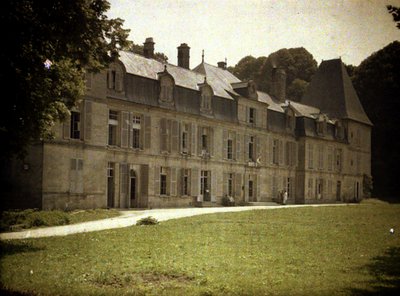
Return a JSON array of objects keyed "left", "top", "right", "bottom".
[
  {"left": 198, "top": 77, "right": 213, "bottom": 115},
  {"left": 157, "top": 65, "right": 175, "bottom": 107},
  {"left": 284, "top": 103, "right": 296, "bottom": 132},
  {"left": 315, "top": 113, "right": 328, "bottom": 136},
  {"left": 107, "top": 61, "right": 126, "bottom": 95},
  {"left": 231, "top": 80, "right": 258, "bottom": 100},
  {"left": 334, "top": 119, "right": 345, "bottom": 140}
]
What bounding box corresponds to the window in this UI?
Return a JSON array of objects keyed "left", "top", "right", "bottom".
[
  {"left": 131, "top": 116, "right": 141, "bottom": 149},
  {"left": 201, "top": 134, "right": 208, "bottom": 150},
  {"left": 248, "top": 180, "right": 254, "bottom": 199},
  {"left": 108, "top": 110, "right": 118, "bottom": 145},
  {"left": 227, "top": 139, "right": 233, "bottom": 160},
  {"left": 327, "top": 147, "right": 333, "bottom": 171},
  {"left": 159, "top": 75, "right": 174, "bottom": 103},
  {"left": 107, "top": 162, "right": 114, "bottom": 178},
  {"left": 248, "top": 136, "right": 254, "bottom": 161},
  {"left": 182, "top": 169, "right": 189, "bottom": 196},
  {"left": 308, "top": 178, "right": 313, "bottom": 198},
  {"left": 160, "top": 167, "right": 167, "bottom": 195},
  {"left": 181, "top": 124, "right": 189, "bottom": 152},
  {"left": 70, "top": 111, "right": 81, "bottom": 139},
  {"left": 200, "top": 170, "right": 210, "bottom": 197},
  {"left": 335, "top": 149, "right": 342, "bottom": 172},
  {"left": 108, "top": 70, "right": 116, "bottom": 90},
  {"left": 228, "top": 173, "right": 234, "bottom": 196},
  {"left": 249, "top": 108, "right": 255, "bottom": 124},
  {"left": 318, "top": 144, "right": 324, "bottom": 170}
]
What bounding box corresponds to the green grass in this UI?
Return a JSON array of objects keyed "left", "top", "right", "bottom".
[
  {"left": 1, "top": 202, "right": 400, "bottom": 295},
  {"left": 0, "top": 209, "right": 121, "bottom": 232}
]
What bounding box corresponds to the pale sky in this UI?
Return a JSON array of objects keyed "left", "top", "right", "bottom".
[{"left": 107, "top": 0, "right": 400, "bottom": 68}]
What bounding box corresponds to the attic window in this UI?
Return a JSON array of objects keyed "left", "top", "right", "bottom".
[
  {"left": 316, "top": 116, "right": 327, "bottom": 136},
  {"left": 285, "top": 108, "right": 295, "bottom": 131},
  {"left": 107, "top": 64, "right": 124, "bottom": 92},
  {"left": 335, "top": 121, "right": 344, "bottom": 139},
  {"left": 200, "top": 85, "right": 213, "bottom": 114},
  {"left": 159, "top": 75, "right": 174, "bottom": 104}
]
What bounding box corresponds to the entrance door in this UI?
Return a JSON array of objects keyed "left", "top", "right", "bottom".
[
  {"left": 130, "top": 169, "right": 137, "bottom": 208},
  {"left": 107, "top": 162, "right": 115, "bottom": 207},
  {"left": 201, "top": 170, "right": 210, "bottom": 201},
  {"left": 336, "top": 181, "right": 341, "bottom": 201}
]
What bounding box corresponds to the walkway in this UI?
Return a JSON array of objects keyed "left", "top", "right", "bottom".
[{"left": 0, "top": 204, "right": 350, "bottom": 240}]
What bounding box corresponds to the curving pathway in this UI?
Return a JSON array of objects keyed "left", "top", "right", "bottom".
[{"left": 0, "top": 204, "right": 351, "bottom": 240}]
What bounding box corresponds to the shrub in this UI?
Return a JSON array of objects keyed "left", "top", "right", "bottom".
[
  {"left": 136, "top": 216, "right": 159, "bottom": 226},
  {"left": 221, "top": 196, "right": 235, "bottom": 207}
]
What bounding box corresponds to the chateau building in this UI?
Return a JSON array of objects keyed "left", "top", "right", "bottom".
[{"left": 6, "top": 38, "right": 372, "bottom": 210}]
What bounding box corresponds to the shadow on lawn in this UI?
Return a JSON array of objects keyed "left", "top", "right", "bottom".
[
  {"left": 0, "top": 240, "right": 43, "bottom": 259},
  {"left": 350, "top": 247, "right": 400, "bottom": 295}
]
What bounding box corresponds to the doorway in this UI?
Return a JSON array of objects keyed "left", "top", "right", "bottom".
[
  {"left": 129, "top": 169, "right": 137, "bottom": 207},
  {"left": 107, "top": 162, "right": 115, "bottom": 208}
]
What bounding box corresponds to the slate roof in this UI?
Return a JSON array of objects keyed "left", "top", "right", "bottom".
[
  {"left": 301, "top": 59, "right": 372, "bottom": 125},
  {"left": 289, "top": 101, "right": 321, "bottom": 119}
]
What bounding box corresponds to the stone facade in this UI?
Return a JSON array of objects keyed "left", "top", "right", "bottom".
[{"left": 6, "top": 40, "right": 372, "bottom": 210}]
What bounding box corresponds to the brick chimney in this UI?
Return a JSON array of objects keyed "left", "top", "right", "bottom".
[
  {"left": 271, "top": 67, "right": 286, "bottom": 102},
  {"left": 177, "top": 43, "right": 190, "bottom": 69},
  {"left": 217, "top": 61, "right": 227, "bottom": 70},
  {"left": 143, "top": 37, "right": 155, "bottom": 58}
]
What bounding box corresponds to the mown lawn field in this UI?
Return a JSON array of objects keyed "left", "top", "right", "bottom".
[{"left": 1, "top": 200, "right": 400, "bottom": 295}]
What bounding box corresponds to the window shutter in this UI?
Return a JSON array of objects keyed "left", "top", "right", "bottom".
[
  {"left": 69, "top": 159, "right": 76, "bottom": 193},
  {"left": 76, "top": 159, "right": 83, "bottom": 194},
  {"left": 154, "top": 166, "right": 160, "bottom": 196},
  {"left": 191, "top": 168, "right": 199, "bottom": 197},
  {"left": 160, "top": 118, "right": 167, "bottom": 152},
  {"left": 245, "top": 135, "right": 250, "bottom": 160},
  {"left": 211, "top": 170, "right": 217, "bottom": 202},
  {"left": 120, "top": 163, "right": 129, "bottom": 207},
  {"left": 223, "top": 173, "right": 228, "bottom": 196},
  {"left": 209, "top": 127, "right": 214, "bottom": 157},
  {"left": 180, "top": 168, "right": 185, "bottom": 196},
  {"left": 238, "top": 104, "right": 246, "bottom": 123},
  {"left": 129, "top": 113, "right": 134, "bottom": 148},
  {"left": 279, "top": 140, "right": 284, "bottom": 165},
  {"left": 256, "top": 175, "right": 260, "bottom": 201},
  {"left": 256, "top": 137, "right": 261, "bottom": 163},
  {"left": 63, "top": 115, "right": 71, "bottom": 139},
  {"left": 170, "top": 168, "right": 177, "bottom": 196},
  {"left": 190, "top": 123, "right": 196, "bottom": 156},
  {"left": 245, "top": 106, "right": 250, "bottom": 123},
  {"left": 197, "top": 126, "right": 202, "bottom": 156},
  {"left": 143, "top": 115, "right": 151, "bottom": 150},
  {"left": 235, "top": 173, "right": 242, "bottom": 199},
  {"left": 171, "top": 120, "right": 179, "bottom": 153},
  {"left": 223, "top": 130, "right": 228, "bottom": 159},
  {"left": 84, "top": 101, "right": 92, "bottom": 141},
  {"left": 236, "top": 133, "right": 241, "bottom": 162},
  {"left": 261, "top": 108, "right": 267, "bottom": 129},
  {"left": 121, "top": 112, "right": 129, "bottom": 148},
  {"left": 270, "top": 138, "right": 274, "bottom": 164}
]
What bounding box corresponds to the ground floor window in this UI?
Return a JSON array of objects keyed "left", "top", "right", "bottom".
[
  {"left": 201, "top": 170, "right": 210, "bottom": 201},
  {"left": 160, "top": 167, "right": 167, "bottom": 195}
]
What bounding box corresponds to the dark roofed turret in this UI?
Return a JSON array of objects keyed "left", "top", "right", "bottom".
[{"left": 301, "top": 58, "right": 371, "bottom": 125}]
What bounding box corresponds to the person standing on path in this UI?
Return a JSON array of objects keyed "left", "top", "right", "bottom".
[{"left": 283, "top": 191, "right": 288, "bottom": 205}]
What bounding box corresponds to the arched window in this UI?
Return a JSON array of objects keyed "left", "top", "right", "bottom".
[{"left": 158, "top": 66, "right": 175, "bottom": 106}]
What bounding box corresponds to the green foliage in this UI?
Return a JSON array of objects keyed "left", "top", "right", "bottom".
[
  {"left": 0, "top": 209, "right": 70, "bottom": 232},
  {"left": 1, "top": 205, "right": 400, "bottom": 295},
  {"left": 351, "top": 41, "right": 400, "bottom": 197},
  {"left": 1, "top": 1, "right": 131, "bottom": 159},
  {"left": 363, "top": 174, "right": 373, "bottom": 198},
  {"left": 221, "top": 196, "right": 235, "bottom": 207},
  {"left": 229, "top": 47, "right": 317, "bottom": 101},
  {"left": 387, "top": 5, "right": 400, "bottom": 29},
  {"left": 136, "top": 216, "right": 159, "bottom": 226}
]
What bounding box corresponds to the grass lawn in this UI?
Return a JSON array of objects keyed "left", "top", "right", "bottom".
[
  {"left": 0, "top": 209, "right": 121, "bottom": 232},
  {"left": 1, "top": 201, "right": 400, "bottom": 295}
]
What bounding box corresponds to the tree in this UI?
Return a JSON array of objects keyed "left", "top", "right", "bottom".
[
  {"left": 387, "top": 5, "right": 400, "bottom": 29},
  {"left": 229, "top": 47, "right": 317, "bottom": 101},
  {"left": 0, "top": 0, "right": 131, "bottom": 159},
  {"left": 351, "top": 41, "right": 400, "bottom": 198}
]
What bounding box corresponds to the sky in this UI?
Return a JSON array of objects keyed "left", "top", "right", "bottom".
[{"left": 107, "top": 0, "right": 400, "bottom": 68}]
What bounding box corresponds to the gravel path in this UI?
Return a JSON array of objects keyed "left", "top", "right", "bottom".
[{"left": 0, "top": 204, "right": 350, "bottom": 240}]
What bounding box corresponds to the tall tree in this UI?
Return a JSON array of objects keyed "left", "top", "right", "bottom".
[
  {"left": 0, "top": 0, "right": 131, "bottom": 159},
  {"left": 351, "top": 41, "right": 400, "bottom": 198}
]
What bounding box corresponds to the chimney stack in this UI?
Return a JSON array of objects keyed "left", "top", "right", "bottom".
[
  {"left": 217, "top": 61, "right": 227, "bottom": 70},
  {"left": 143, "top": 37, "right": 155, "bottom": 58},
  {"left": 271, "top": 67, "right": 286, "bottom": 102},
  {"left": 177, "top": 43, "right": 190, "bottom": 69}
]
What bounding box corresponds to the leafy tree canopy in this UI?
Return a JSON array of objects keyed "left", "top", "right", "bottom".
[
  {"left": 229, "top": 47, "right": 317, "bottom": 101},
  {"left": 0, "top": 0, "right": 131, "bottom": 159},
  {"left": 387, "top": 5, "right": 400, "bottom": 29},
  {"left": 351, "top": 41, "right": 400, "bottom": 197},
  {"left": 127, "top": 43, "right": 169, "bottom": 63}
]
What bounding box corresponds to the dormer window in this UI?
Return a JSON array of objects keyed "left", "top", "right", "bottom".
[
  {"left": 285, "top": 107, "right": 295, "bottom": 131},
  {"left": 107, "top": 62, "right": 124, "bottom": 93},
  {"left": 158, "top": 66, "right": 175, "bottom": 106},
  {"left": 335, "top": 120, "right": 344, "bottom": 140},
  {"left": 199, "top": 77, "right": 213, "bottom": 115},
  {"left": 316, "top": 114, "right": 327, "bottom": 136}
]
